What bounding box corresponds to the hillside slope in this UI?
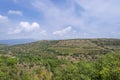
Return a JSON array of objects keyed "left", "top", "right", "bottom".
[
  {"left": 0, "top": 38, "right": 120, "bottom": 80},
  {"left": 3, "top": 38, "right": 120, "bottom": 60}
]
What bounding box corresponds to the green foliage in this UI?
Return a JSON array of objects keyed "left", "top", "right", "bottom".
[{"left": 0, "top": 39, "right": 120, "bottom": 80}]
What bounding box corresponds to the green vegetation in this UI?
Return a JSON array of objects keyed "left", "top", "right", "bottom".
[
  {"left": 0, "top": 39, "right": 120, "bottom": 80},
  {"left": 0, "top": 44, "right": 7, "bottom": 49}
]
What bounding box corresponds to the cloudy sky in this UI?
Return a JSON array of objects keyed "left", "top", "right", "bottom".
[{"left": 0, "top": 0, "right": 120, "bottom": 40}]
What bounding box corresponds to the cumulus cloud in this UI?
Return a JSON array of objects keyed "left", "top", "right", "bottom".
[
  {"left": 53, "top": 26, "right": 72, "bottom": 36},
  {"left": 19, "top": 22, "right": 40, "bottom": 31},
  {"left": 8, "top": 10, "right": 23, "bottom": 16},
  {"left": 8, "top": 21, "right": 40, "bottom": 34}
]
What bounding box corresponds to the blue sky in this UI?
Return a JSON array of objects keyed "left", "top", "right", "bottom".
[{"left": 0, "top": 0, "right": 120, "bottom": 40}]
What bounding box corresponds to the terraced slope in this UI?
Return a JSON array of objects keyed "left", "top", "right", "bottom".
[{"left": 3, "top": 38, "right": 120, "bottom": 61}]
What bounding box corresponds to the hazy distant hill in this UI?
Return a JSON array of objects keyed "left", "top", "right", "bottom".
[{"left": 0, "top": 39, "right": 36, "bottom": 45}]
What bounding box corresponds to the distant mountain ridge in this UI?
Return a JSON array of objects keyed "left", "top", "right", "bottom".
[{"left": 0, "top": 39, "right": 36, "bottom": 45}]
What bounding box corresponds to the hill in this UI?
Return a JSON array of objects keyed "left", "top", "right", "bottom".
[
  {"left": 0, "top": 38, "right": 120, "bottom": 80},
  {"left": 4, "top": 38, "right": 120, "bottom": 60},
  {"left": 0, "top": 44, "right": 7, "bottom": 49}
]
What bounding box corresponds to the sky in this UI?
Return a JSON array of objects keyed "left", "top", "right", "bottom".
[{"left": 0, "top": 0, "right": 120, "bottom": 40}]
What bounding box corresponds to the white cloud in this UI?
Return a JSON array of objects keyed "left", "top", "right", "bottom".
[
  {"left": 53, "top": 26, "right": 72, "bottom": 36},
  {"left": 8, "top": 21, "right": 40, "bottom": 34},
  {"left": 75, "top": 0, "right": 120, "bottom": 22},
  {"left": 0, "top": 15, "right": 8, "bottom": 23},
  {"left": 2, "top": 0, "right": 120, "bottom": 39},
  {"left": 31, "top": 0, "right": 120, "bottom": 38},
  {"left": 32, "top": 0, "right": 84, "bottom": 29},
  {"left": 8, "top": 10, "right": 23, "bottom": 16},
  {"left": 19, "top": 22, "right": 40, "bottom": 31}
]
